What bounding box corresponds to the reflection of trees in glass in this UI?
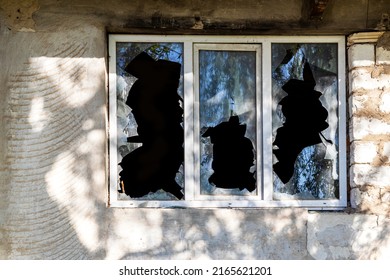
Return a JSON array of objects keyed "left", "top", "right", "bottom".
[
  {"left": 117, "top": 43, "right": 184, "bottom": 100},
  {"left": 198, "top": 50, "right": 257, "bottom": 195},
  {"left": 278, "top": 145, "right": 335, "bottom": 199},
  {"left": 272, "top": 43, "right": 338, "bottom": 200},
  {"left": 116, "top": 43, "right": 184, "bottom": 200}
]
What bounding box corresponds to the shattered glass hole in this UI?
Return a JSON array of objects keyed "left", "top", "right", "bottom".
[{"left": 272, "top": 43, "right": 339, "bottom": 200}]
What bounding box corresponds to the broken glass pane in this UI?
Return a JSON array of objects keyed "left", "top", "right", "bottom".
[
  {"left": 198, "top": 49, "right": 257, "bottom": 195},
  {"left": 116, "top": 42, "right": 184, "bottom": 200},
  {"left": 272, "top": 43, "right": 339, "bottom": 200}
]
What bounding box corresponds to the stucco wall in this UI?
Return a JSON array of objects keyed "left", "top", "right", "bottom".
[{"left": 1, "top": 0, "right": 390, "bottom": 260}]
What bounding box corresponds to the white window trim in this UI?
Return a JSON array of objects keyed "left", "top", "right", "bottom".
[{"left": 108, "top": 35, "right": 347, "bottom": 209}]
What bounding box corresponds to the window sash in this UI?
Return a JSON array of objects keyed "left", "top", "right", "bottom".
[
  {"left": 193, "top": 43, "right": 262, "bottom": 201},
  {"left": 108, "top": 35, "right": 347, "bottom": 209}
]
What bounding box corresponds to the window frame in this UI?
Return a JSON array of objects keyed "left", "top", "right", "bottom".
[
  {"left": 193, "top": 43, "right": 262, "bottom": 201},
  {"left": 108, "top": 34, "right": 347, "bottom": 209}
]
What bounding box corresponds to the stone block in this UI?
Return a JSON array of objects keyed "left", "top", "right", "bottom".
[
  {"left": 380, "top": 91, "right": 390, "bottom": 113},
  {"left": 382, "top": 142, "right": 390, "bottom": 163},
  {"left": 350, "top": 164, "right": 390, "bottom": 188},
  {"left": 348, "top": 44, "right": 375, "bottom": 68},
  {"left": 349, "top": 90, "right": 390, "bottom": 119},
  {"left": 308, "top": 212, "right": 390, "bottom": 259},
  {"left": 381, "top": 189, "right": 390, "bottom": 203},
  {"left": 350, "top": 141, "right": 377, "bottom": 164},
  {"left": 354, "top": 185, "right": 381, "bottom": 207},
  {"left": 351, "top": 186, "right": 389, "bottom": 214},
  {"left": 376, "top": 46, "right": 390, "bottom": 65},
  {"left": 350, "top": 187, "right": 362, "bottom": 208},
  {"left": 349, "top": 68, "right": 390, "bottom": 93},
  {"left": 349, "top": 117, "right": 390, "bottom": 141},
  {"left": 348, "top": 94, "right": 369, "bottom": 117}
]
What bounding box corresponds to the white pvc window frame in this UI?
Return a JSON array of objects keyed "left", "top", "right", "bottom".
[
  {"left": 193, "top": 43, "right": 262, "bottom": 201},
  {"left": 108, "top": 35, "right": 347, "bottom": 209}
]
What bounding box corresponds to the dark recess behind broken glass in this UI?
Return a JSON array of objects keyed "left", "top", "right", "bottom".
[
  {"left": 199, "top": 49, "right": 257, "bottom": 195},
  {"left": 116, "top": 42, "right": 184, "bottom": 200},
  {"left": 272, "top": 43, "right": 339, "bottom": 200}
]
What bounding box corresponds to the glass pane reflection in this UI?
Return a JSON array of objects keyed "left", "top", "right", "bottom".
[
  {"left": 199, "top": 50, "right": 257, "bottom": 195},
  {"left": 272, "top": 43, "right": 339, "bottom": 200},
  {"left": 116, "top": 42, "right": 184, "bottom": 200}
]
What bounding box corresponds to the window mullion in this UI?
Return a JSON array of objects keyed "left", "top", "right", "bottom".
[
  {"left": 193, "top": 44, "right": 201, "bottom": 199},
  {"left": 184, "top": 41, "right": 195, "bottom": 200},
  {"left": 256, "top": 44, "right": 263, "bottom": 200},
  {"left": 262, "top": 40, "right": 274, "bottom": 201},
  {"left": 337, "top": 38, "right": 347, "bottom": 206}
]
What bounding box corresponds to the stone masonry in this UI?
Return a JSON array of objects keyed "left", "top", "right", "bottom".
[{"left": 348, "top": 32, "right": 390, "bottom": 215}]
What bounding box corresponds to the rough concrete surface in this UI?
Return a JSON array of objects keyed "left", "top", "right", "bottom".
[{"left": 308, "top": 212, "right": 390, "bottom": 259}]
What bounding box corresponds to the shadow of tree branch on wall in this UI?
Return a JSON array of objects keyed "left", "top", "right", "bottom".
[
  {"left": 110, "top": 208, "right": 309, "bottom": 260},
  {"left": 0, "top": 28, "right": 108, "bottom": 259},
  {"left": 308, "top": 211, "right": 390, "bottom": 259},
  {"left": 1, "top": 29, "right": 311, "bottom": 260}
]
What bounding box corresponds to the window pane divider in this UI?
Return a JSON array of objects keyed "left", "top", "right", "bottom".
[
  {"left": 262, "top": 40, "right": 274, "bottom": 201},
  {"left": 183, "top": 41, "right": 195, "bottom": 201}
]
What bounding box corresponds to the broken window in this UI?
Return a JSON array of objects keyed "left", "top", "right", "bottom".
[
  {"left": 272, "top": 43, "right": 339, "bottom": 200},
  {"left": 114, "top": 42, "right": 184, "bottom": 200},
  {"left": 108, "top": 35, "right": 346, "bottom": 208}
]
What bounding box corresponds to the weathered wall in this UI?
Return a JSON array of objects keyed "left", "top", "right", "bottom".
[
  {"left": 0, "top": 25, "right": 107, "bottom": 259},
  {"left": 1, "top": 0, "right": 390, "bottom": 260},
  {"left": 348, "top": 32, "right": 390, "bottom": 215},
  {"left": 1, "top": 0, "right": 389, "bottom": 33}
]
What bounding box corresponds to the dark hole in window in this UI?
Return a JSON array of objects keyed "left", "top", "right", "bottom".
[{"left": 118, "top": 52, "right": 184, "bottom": 199}]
